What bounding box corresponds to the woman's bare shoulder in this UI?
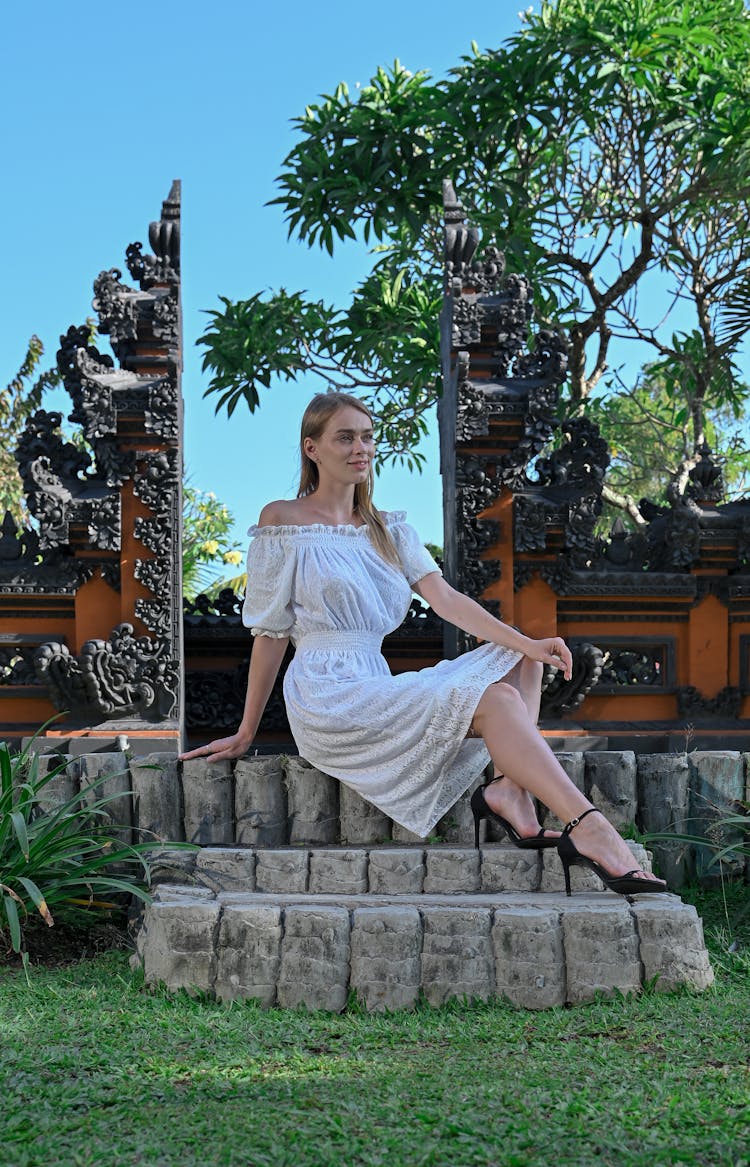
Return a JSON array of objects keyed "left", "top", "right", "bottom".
[{"left": 256, "top": 499, "right": 305, "bottom": 527}]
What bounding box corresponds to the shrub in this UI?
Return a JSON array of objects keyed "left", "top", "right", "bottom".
[{"left": 0, "top": 737, "right": 185, "bottom": 953}]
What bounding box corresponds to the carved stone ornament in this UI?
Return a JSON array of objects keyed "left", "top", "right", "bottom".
[
  {"left": 686, "top": 443, "right": 724, "bottom": 504},
  {"left": 34, "top": 623, "right": 178, "bottom": 721},
  {"left": 535, "top": 417, "right": 610, "bottom": 494},
  {"left": 184, "top": 588, "right": 244, "bottom": 619},
  {"left": 455, "top": 354, "right": 491, "bottom": 442},
  {"left": 514, "top": 496, "right": 548, "bottom": 553},
  {"left": 92, "top": 268, "right": 139, "bottom": 357},
  {"left": 125, "top": 180, "right": 181, "bottom": 290},
  {"left": 0, "top": 645, "right": 41, "bottom": 686},
  {"left": 144, "top": 376, "right": 179, "bottom": 440},
  {"left": 676, "top": 685, "right": 741, "bottom": 721},
  {"left": 737, "top": 517, "right": 750, "bottom": 569},
  {"left": 599, "top": 647, "right": 664, "bottom": 689},
  {"left": 540, "top": 642, "right": 604, "bottom": 719},
  {"left": 594, "top": 517, "right": 648, "bottom": 572},
  {"left": 135, "top": 599, "right": 172, "bottom": 639}
]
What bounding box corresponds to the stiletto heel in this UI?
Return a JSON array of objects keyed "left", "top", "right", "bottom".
[
  {"left": 470, "top": 783, "right": 559, "bottom": 851},
  {"left": 557, "top": 808, "right": 667, "bottom": 896}
]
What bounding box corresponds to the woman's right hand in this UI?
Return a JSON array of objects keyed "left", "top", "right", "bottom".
[{"left": 179, "top": 732, "right": 253, "bottom": 764}]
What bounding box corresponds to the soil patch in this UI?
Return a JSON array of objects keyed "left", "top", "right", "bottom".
[{"left": 0, "top": 915, "right": 132, "bottom": 970}]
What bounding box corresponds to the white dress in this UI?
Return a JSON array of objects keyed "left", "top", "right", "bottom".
[{"left": 242, "top": 511, "right": 522, "bottom": 837}]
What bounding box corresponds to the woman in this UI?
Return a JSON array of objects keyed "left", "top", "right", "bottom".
[{"left": 182, "top": 392, "right": 665, "bottom": 896}]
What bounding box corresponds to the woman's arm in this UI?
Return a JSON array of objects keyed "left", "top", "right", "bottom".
[
  {"left": 179, "top": 633, "right": 290, "bottom": 762},
  {"left": 414, "top": 573, "right": 572, "bottom": 680}
]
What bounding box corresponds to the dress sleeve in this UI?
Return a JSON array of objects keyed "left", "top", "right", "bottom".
[
  {"left": 389, "top": 515, "right": 443, "bottom": 586},
  {"left": 241, "top": 528, "right": 296, "bottom": 638}
]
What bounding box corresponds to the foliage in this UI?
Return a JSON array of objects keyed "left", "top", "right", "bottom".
[
  {"left": 182, "top": 485, "right": 243, "bottom": 599},
  {"left": 590, "top": 350, "right": 750, "bottom": 526},
  {"left": 0, "top": 735, "right": 184, "bottom": 954},
  {"left": 643, "top": 801, "right": 750, "bottom": 878},
  {"left": 199, "top": 0, "right": 750, "bottom": 497},
  {"left": 0, "top": 337, "right": 60, "bottom": 523}
]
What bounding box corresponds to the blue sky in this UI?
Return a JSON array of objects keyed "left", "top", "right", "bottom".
[{"left": 0, "top": 0, "right": 533, "bottom": 550}]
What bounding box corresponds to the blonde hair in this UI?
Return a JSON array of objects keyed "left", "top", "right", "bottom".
[{"left": 298, "top": 392, "right": 401, "bottom": 566}]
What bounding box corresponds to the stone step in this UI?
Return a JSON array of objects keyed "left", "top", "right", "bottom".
[
  {"left": 132, "top": 883, "right": 714, "bottom": 1012},
  {"left": 151, "top": 841, "right": 654, "bottom": 897}
]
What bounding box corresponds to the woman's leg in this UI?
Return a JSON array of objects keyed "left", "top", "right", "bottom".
[
  {"left": 469, "top": 679, "right": 659, "bottom": 882},
  {"left": 482, "top": 658, "right": 552, "bottom": 838}
]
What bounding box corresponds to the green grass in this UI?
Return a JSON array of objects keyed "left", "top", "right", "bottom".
[{"left": 1, "top": 888, "right": 748, "bottom": 1167}]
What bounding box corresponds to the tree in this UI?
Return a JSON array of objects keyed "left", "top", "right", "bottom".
[
  {"left": 1, "top": 339, "right": 60, "bottom": 523},
  {"left": 199, "top": 0, "right": 750, "bottom": 501},
  {"left": 182, "top": 486, "right": 243, "bottom": 600}
]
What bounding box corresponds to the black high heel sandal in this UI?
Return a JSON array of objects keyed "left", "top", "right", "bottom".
[
  {"left": 470, "top": 783, "right": 559, "bottom": 851},
  {"left": 558, "top": 808, "right": 667, "bottom": 896}
]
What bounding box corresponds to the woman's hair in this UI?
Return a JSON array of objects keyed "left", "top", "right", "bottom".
[{"left": 297, "top": 392, "right": 401, "bottom": 565}]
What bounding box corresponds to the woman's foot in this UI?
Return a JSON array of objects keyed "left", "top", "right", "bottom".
[
  {"left": 482, "top": 776, "right": 560, "bottom": 843},
  {"left": 564, "top": 809, "right": 663, "bottom": 885}
]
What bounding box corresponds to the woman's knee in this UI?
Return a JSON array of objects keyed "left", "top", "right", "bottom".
[{"left": 474, "top": 680, "right": 526, "bottom": 723}]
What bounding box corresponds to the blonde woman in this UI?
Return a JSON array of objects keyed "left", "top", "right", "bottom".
[{"left": 182, "top": 393, "right": 665, "bottom": 895}]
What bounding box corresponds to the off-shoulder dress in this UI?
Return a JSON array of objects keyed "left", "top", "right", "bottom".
[{"left": 242, "top": 510, "right": 522, "bottom": 837}]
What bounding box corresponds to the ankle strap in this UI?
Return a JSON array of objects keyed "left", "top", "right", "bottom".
[{"left": 562, "top": 807, "right": 600, "bottom": 835}]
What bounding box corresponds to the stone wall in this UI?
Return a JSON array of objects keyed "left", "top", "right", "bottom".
[{"left": 36, "top": 748, "right": 749, "bottom": 889}]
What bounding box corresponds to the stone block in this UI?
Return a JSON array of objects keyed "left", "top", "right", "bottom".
[
  {"left": 368, "top": 849, "right": 425, "bottom": 895},
  {"left": 480, "top": 848, "right": 540, "bottom": 893},
  {"left": 130, "top": 753, "right": 184, "bottom": 843},
  {"left": 689, "top": 751, "right": 745, "bottom": 879},
  {"left": 420, "top": 907, "right": 494, "bottom": 1005},
  {"left": 284, "top": 757, "right": 339, "bottom": 845},
  {"left": 148, "top": 847, "right": 197, "bottom": 884},
  {"left": 77, "top": 753, "right": 132, "bottom": 844},
  {"left": 585, "top": 751, "right": 637, "bottom": 831},
  {"left": 195, "top": 848, "right": 256, "bottom": 893},
  {"left": 391, "top": 823, "right": 428, "bottom": 844},
  {"left": 540, "top": 753, "right": 586, "bottom": 830},
  {"left": 181, "top": 759, "right": 234, "bottom": 845},
  {"left": 254, "top": 849, "right": 308, "bottom": 894},
  {"left": 631, "top": 899, "right": 714, "bottom": 992},
  {"left": 637, "top": 753, "right": 691, "bottom": 889},
  {"left": 492, "top": 906, "right": 565, "bottom": 1009},
  {"left": 34, "top": 754, "right": 78, "bottom": 815},
  {"left": 540, "top": 840, "right": 651, "bottom": 894},
  {"left": 215, "top": 903, "right": 282, "bottom": 1005},
  {"left": 539, "top": 847, "right": 602, "bottom": 894},
  {"left": 234, "top": 756, "right": 287, "bottom": 847},
  {"left": 308, "top": 849, "right": 369, "bottom": 894},
  {"left": 423, "top": 848, "right": 480, "bottom": 894},
  {"left": 562, "top": 903, "right": 641, "bottom": 1003},
  {"left": 138, "top": 898, "right": 220, "bottom": 993},
  {"left": 277, "top": 905, "right": 351, "bottom": 1011},
  {"left": 436, "top": 785, "right": 478, "bottom": 845},
  {"left": 338, "top": 783, "right": 391, "bottom": 845},
  {"left": 350, "top": 906, "right": 422, "bottom": 1011},
  {"left": 153, "top": 882, "right": 214, "bottom": 902}
]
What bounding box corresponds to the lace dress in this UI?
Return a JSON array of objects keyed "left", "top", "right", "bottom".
[{"left": 242, "top": 511, "right": 522, "bottom": 837}]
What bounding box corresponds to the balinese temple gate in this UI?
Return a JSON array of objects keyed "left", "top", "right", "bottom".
[{"left": 2, "top": 181, "right": 750, "bottom": 754}]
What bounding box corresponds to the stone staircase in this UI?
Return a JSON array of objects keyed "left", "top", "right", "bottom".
[{"left": 132, "top": 842, "right": 715, "bottom": 1011}]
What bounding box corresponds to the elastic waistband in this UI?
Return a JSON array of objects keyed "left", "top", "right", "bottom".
[{"left": 294, "top": 631, "right": 384, "bottom": 654}]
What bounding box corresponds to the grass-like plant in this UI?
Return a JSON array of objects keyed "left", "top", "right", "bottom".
[
  {"left": 643, "top": 798, "right": 750, "bottom": 939},
  {"left": 0, "top": 736, "right": 184, "bottom": 954}
]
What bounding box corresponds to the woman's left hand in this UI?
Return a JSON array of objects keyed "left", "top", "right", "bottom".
[{"left": 526, "top": 637, "right": 573, "bottom": 681}]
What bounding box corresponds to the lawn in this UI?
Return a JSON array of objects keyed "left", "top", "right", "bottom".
[{"left": 1, "top": 886, "right": 748, "bottom": 1167}]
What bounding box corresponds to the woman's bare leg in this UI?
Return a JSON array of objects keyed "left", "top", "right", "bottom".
[
  {"left": 482, "top": 658, "right": 553, "bottom": 838},
  {"left": 469, "top": 679, "right": 660, "bottom": 882}
]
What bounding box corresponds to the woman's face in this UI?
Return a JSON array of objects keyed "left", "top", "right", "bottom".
[{"left": 305, "top": 404, "right": 376, "bottom": 486}]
